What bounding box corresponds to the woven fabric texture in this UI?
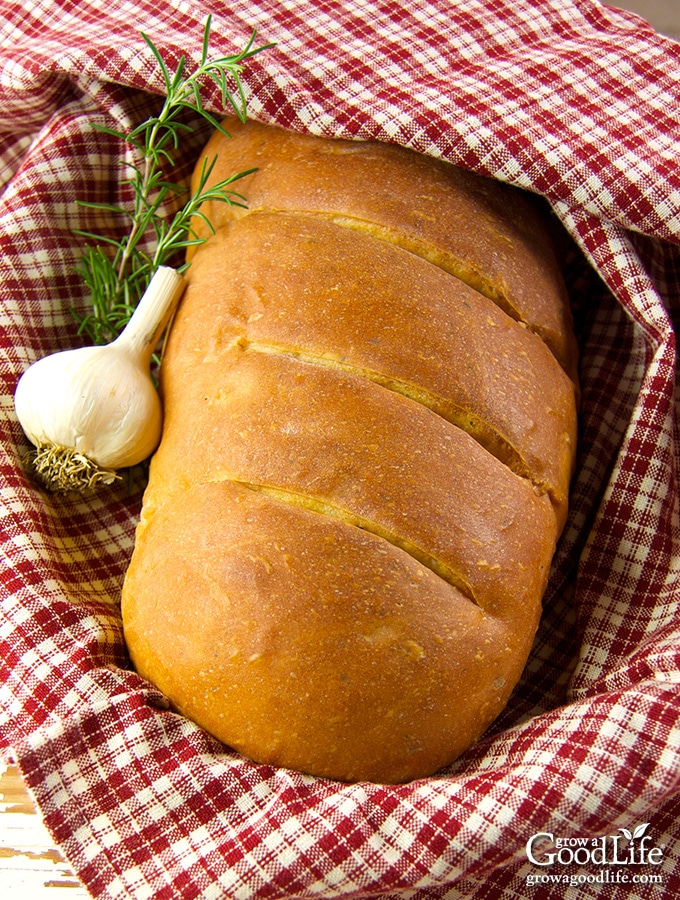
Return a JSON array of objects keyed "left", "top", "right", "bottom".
[{"left": 1, "top": 0, "right": 679, "bottom": 897}]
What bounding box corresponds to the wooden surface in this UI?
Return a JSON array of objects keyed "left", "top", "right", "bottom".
[
  {"left": 0, "top": 763, "right": 90, "bottom": 898},
  {"left": 611, "top": 0, "right": 680, "bottom": 41}
]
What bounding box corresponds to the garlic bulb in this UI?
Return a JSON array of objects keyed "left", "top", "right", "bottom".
[{"left": 15, "top": 267, "right": 185, "bottom": 492}]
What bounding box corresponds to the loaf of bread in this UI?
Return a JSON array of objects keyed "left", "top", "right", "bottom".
[{"left": 121, "top": 118, "right": 579, "bottom": 783}]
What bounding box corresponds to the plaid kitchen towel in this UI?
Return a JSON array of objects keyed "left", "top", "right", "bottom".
[{"left": 1, "top": 0, "right": 679, "bottom": 897}]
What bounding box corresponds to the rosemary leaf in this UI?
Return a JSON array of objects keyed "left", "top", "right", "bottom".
[{"left": 75, "top": 15, "right": 271, "bottom": 345}]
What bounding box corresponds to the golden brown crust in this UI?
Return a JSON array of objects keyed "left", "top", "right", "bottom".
[
  {"left": 122, "top": 120, "right": 579, "bottom": 783},
  {"left": 190, "top": 117, "right": 578, "bottom": 380},
  {"left": 123, "top": 480, "right": 539, "bottom": 784},
  {"left": 145, "top": 345, "right": 558, "bottom": 618},
  {"left": 174, "top": 211, "right": 577, "bottom": 528}
]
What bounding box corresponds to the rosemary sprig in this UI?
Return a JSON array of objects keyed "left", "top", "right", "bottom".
[{"left": 73, "top": 17, "right": 270, "bottom": 347}]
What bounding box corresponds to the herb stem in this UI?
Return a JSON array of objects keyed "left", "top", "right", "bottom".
[{"left": 74, "top": 17, "right": 272, "bottom": 347}]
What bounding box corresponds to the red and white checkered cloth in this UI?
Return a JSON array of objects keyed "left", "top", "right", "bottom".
[{"left": 1, "top": 0, "right": 679, "bottom": 897}]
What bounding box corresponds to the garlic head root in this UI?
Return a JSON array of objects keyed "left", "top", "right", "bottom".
[{"left": 23, "top": 443, "right": 122, "bottom": 492}]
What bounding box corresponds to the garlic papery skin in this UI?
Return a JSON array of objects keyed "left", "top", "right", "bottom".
[
  {"left": 16, "top": 344, "right": 161, "bottom": 468},
  {"left": 15, "top": 266, "right": 185, "bottom": 492}
]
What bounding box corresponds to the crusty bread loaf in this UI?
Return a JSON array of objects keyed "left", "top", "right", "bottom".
[{"left": 121, "top": 118, "right": 578, "bottom": 784}]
